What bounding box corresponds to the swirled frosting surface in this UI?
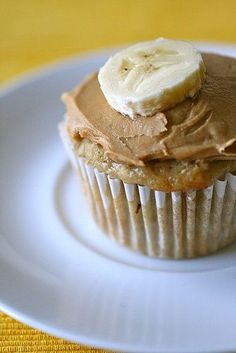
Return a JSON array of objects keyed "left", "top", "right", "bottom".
[{"left": 62, "top": 53, "right": 236, "bottom": 166}]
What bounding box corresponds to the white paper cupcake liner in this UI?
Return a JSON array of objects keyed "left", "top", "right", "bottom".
[{"left": 60, "top": 125, "right": 236, "bottom": 259}]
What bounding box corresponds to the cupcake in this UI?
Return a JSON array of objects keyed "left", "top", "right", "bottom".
[{"left": 60, "top": 38, "right": 236, "bottom": 259}]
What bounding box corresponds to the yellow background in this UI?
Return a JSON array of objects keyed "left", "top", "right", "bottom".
[
  {"left": 1, "top": 0, "right": 236, "bottom": 352},
  {"left": 1, "top": 0, "right": 236, "bottom": 83}
]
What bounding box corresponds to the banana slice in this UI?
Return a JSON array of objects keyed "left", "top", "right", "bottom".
[{"left": 98, "top": 38, "right": 206, "bottom": 118}]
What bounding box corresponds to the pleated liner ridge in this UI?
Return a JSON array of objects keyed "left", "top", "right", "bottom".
[{"left": 60, "top": 126, "right": 236, "bottom": 259}]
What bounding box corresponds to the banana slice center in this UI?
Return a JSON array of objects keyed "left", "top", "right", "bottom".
[{"left": 120, "top": 49, "right": 182, "bottom": 92}]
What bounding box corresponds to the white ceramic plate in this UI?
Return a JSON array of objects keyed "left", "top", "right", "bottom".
[{"left": 1, "top": 42, "right": 236, "bottom": 353}]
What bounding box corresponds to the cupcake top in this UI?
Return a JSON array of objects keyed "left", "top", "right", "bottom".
[{"left": 61, "top": 38, "right": 236, "bottom": 191}]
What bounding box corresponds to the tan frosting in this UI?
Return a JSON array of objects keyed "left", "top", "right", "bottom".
[{"left": 62, "top": 53, "right": 236, "bottom": 166}]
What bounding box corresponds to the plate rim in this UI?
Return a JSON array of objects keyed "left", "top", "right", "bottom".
[{"left": 1, "top": 300, "right": 236, "bottom": 353}]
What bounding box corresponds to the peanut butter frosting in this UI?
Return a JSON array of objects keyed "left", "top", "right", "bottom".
[
  {"left": 65, "top": 133, "right": 236, "bottom": 191},
  {"left": 62, "top": 53, "right": 236, "bottom": 167}
]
